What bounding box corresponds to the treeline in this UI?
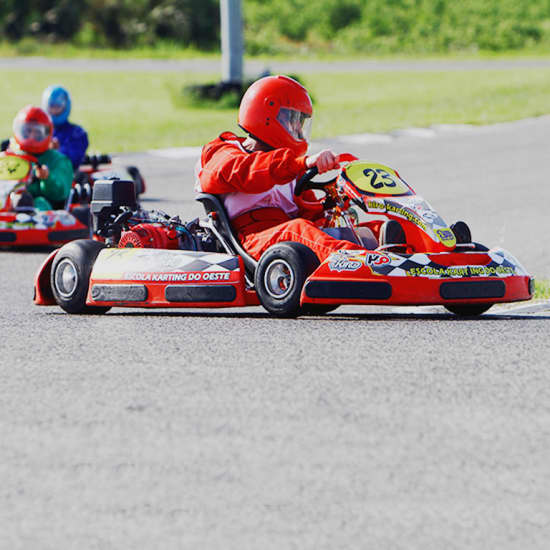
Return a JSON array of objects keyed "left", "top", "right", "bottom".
[
  {"left": 0, "top": 0, "right": 219, "bottom": 48},
  {"left": 2, "top": 0, "right": 550, "bottom": 53},
  {"left": 244, "top": 0, "right": 550, "bottom": 54}
]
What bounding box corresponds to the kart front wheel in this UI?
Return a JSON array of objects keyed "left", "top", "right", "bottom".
[
  {"left": 50, "top": 240, "right": 110, "bottom": 314},
  {"left": 255, "top": 242, "right": 320, "bottom": 317},
  {"left": 301, "top": 304, "right": 339, "bottom": 315},
  {"left": 445, "top": 304, "right": 492, "bottom": 316}
]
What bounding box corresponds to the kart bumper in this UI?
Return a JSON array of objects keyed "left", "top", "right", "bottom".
[
  {"left": 0, "top": 211, "right": 90, "bottom": 247},
  {"left": 301, "top": 274, "right": 533, "bottom": 306},
  {"left": 301, "top": 248, "right": 534, "bottom": 307}
]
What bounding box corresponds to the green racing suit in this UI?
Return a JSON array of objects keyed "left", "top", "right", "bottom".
[{"left": 25, "top": 148, "right": 73, "bottom": 211}]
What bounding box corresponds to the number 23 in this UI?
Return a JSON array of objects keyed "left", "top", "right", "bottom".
[{"left": 363, "top": 168, "right": 396, "bottom": 189}]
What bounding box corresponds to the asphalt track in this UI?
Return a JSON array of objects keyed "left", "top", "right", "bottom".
[
  {"left": 4, "top": 56, "right": 550, "bottom": 73},
  {"left": 1, "top": 116, "right": 549, "bottom": 549}
]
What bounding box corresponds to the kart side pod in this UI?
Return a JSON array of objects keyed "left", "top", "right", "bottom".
[{"left": 34, "top": 240, "right": 258, "bottom": 311}]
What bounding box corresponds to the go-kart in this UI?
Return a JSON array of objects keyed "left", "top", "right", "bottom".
[
  {"left": 1, "top": 139, "right": 146, "bottom": 198},
  {"left": 0, "top": 151, "right": 91, "bottom": 248},
  {"left": 33, "top": 155, "right": 534, "bottom": 316},
  {"left": 76, "top": 153, "right": 146, "bottom": 197}
]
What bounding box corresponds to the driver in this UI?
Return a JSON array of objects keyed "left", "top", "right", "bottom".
[
  {"left": 9, "top": 105, "right": 73, "bottom": 211},
  {"left": 195, "top": 75, "right": 360, "bottom": 262},
  {"left": 42, "top": 85, "right": 89, "bottom": 170}
]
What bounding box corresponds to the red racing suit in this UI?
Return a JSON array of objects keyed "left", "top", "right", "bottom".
[{"left": 195, "top": 132, "right": 360, "bottom": 262}]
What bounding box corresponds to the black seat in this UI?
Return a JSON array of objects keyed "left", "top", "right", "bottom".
[{"left": 196, "top": 193, "right": 258, "bottom": 278}]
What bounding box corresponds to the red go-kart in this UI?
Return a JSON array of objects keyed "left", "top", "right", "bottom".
[
  {"left": 33, "top": 155, "right": 533, "bottom": 316},
  {"left": 0, "top": 151, "right": 91, "bottom": 248}
]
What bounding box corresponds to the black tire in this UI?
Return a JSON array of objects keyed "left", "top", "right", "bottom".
[
  {"left": 445, "top": 304, "right": 492, "bottom": 316},
  {"left": 72, "top": 182, "right": 83, "bottom": 203},
  {"left": 301, "top": 304, "right": 339, "bottom": 315},
  {"left": 50, "top": 240, "right": 110, "bottom": 314},
  {"left": 77, "top": 183, "right": 92, "bottom": 203},
  {"left": 71, "top": 205, "right": 92, "bottom": 227},
  {"left": 255, "top": 242, "right": 320, "bottom": 317},
  {"left": 450, "top": 220, "right": 472, "bottom": 244},
  {"left": 126, "top": 165, "right": 144, "bottom": 195}
]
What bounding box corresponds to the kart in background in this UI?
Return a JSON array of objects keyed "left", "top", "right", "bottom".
[
  {"left": 34, "top": 156, "right": 533, "bottom": 316},
  {"left": 76, "top": 153, "right": 146, "bottom": 198},
  {"left": 0, "top": 151, "right": 91, "bottom": 248},
  {"left": 1, "top": 139, "right": 146, "bottom": 200}
]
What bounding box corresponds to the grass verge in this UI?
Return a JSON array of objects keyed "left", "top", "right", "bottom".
[
  {"left": 3, "top": 39, "right": 550, "bottom": 61},
  {"left": 534, "top": 279, "right": 550, "bottom": 300},
  {"left": 1, "top": 65, "right": 550, "bottom": 152},
  {"left": 0, "top": 40, "right": 216, "bottom": 60}
]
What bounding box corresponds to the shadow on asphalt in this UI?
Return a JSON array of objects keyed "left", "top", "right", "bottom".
[
  {"left": 44, "top": 310, "right": 550, "bottom": 321},
  {"left": 2, "top": 245, "right": 56, "bottom": 253}
]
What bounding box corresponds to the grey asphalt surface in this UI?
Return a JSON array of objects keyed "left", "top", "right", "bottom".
[
  {"left": 1, "top": 115, "right": 549, "bottom": 549},
  {"left": 4, "top": 56, "right": 550, "bottom": 74}
]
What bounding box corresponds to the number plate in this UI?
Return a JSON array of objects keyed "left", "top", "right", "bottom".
[
  {"left": 343, "top": 161, "right": 411, "bottom": 196},
  {"left": 0, "top": 155, "right": 31, "bottom": 181}
]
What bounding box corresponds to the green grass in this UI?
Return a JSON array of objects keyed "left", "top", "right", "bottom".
[
  {"left": 3, "top": 38, "right": 550, "bottom": 62},
  {"left": 534, "top": 279, "right": 550, "bottom": 300},
  {"left": 1, "top": 65, "right": 550, "bottom": 152},
  {"left": 0, "top": 39, "right": 217, "bottom": 60},
  {"left": 308, "top": 68, "right": 550, "bottom": 137}
]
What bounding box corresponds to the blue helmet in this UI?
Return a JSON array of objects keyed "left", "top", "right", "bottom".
[{"left": 41, "top": 85, "right": 71, "bottom": 125}]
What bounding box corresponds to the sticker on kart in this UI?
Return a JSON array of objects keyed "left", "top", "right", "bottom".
[
  {"left": 435, "top": 228, "right": 455, "bottom": 246},
  {"left": 0, "top": 211, "right": 78, "bottom": 230},
  {"left": 91, "top": 248, "right": 241, "bottom": 279},
  {"left": 363, "top": 195, "right": 456, "bottom": 247},
  {"left": 326, "top": 250, "right": 392, "bottom": 272},
  {"left": 325, "top": 249, "right": 524, "bottom": 278},
  {"left": 373, "top": 250, "right": 524, "bottom": 278},
  {"left": 123, "top": 271, "right": 233, "bottom": 282},
  {"left": 406, "top": 264, "right": 516, "bottom": 278}
]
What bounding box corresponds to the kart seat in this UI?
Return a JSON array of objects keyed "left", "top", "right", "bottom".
[{"left": 196, "top": 193, "right": 258, "bottom": 278}]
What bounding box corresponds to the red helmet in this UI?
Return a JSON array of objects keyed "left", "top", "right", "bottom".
[
  {"left": 238, "top": 75, "right": 313, "bottom": 156},
  {"left": 12, "top": 105, "right": 53, "bottom": 154}
]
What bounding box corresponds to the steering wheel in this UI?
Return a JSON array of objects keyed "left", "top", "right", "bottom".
[
  {"left": 294, "top": 153, "right": 358, "bottom": 196},
  {"left": 294, "top": 166, "right": 329, "bottom": 197}
]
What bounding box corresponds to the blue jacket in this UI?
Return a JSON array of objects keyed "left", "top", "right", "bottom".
[{"left": 53, "top": 121, "right": 89, "bottom": 170}]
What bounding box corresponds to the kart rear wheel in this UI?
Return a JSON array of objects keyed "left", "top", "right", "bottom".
[
  {"left": 445, "top": 304, "right": 492, "bottom": 316},
  {"left": 50, "top": 240, "right": 110, "bottom": 314},
  {"left": 71, "top": 205, "right": 92, "bottom": 227},
  {"left": 126, "top": 165, "right": 145, "bottom": 196},
  {"left": 255, "top": 242, "right": 320, "bottom": 318}
]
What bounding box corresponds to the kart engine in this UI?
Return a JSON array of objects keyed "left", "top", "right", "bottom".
[
  {"left": 90, "top": 178, "right": 222, "bottom": 252},
  {"left": 119, "top": 224, "right": 180, "bottom": 249},
  {"left": 91, "top": 178, "right": 137, "bottom": 240}
]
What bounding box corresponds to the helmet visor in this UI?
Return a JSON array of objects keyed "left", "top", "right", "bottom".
[
  {"left": 47, "top": 95, "right": 68, "bottom": 116},
  {"left": 48, "top": 101, "right": 67, "bottom": 117},
  {"left": 276, "top": 108, "right": 312, "bottom": 143},
  {"left": 14, "top": 120, "right": 51, "bottom": 143}
]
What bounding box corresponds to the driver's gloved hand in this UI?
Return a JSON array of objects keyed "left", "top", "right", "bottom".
[{"left": 306, "top": 149, "right": 339, "bottom": 173}]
